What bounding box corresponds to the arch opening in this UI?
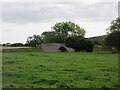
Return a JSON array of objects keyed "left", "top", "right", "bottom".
[{"left": 59, "top": 46, "right": 67, "bottom": 52}]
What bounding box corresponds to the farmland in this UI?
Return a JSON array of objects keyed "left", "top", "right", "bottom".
[{"left": 2, "top": 48, "right": 119, "bottom": 88}]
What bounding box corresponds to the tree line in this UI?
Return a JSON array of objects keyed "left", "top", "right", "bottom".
[
  {"left": 2, "top": 17, "right": 120, "bottom": 52},
  {"left": 26, "top": 17, "right": 120, "bottom": 52},
  {"left": 26, "top": 21, "right": 94, "bottom": 52}
]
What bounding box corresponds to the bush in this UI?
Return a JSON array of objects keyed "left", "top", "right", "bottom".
[
  {"left": 24, "top": 43, "right": 29, "bottom": 46},
  {"left": 65, "top": 36, "right": 94, "bottom": 52},
  {"left": 84, "top": 39, "right": 94, "bottom": 52},
  {"left": 10, "top": 43, "right": 23, "bottom": 47},
  {"left": 105, "top": 31, "right": 120, "bottom": 52}
]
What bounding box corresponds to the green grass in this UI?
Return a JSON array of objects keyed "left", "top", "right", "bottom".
[{"left": 2, "top": 48, "right": 119, "bottom": 88}]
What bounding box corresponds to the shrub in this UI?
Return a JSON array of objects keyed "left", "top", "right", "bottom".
[
  {"left": 84, "top": 39, "right": 94, "bottom": 52},
  {"left": 105, "top": 31, "right": 120, "bottom": 52},
  {"left": 65, "top": 36, "right": 94, "bottom": 52},
  {"left": 10, "top": 43, "right": 23, "bottom": 47}
]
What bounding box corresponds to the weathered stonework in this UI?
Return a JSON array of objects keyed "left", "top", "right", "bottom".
[{"left": 41, "top": 43, "right": 74, "bottom": 52}]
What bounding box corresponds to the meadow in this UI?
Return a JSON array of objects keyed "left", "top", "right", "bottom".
[{"left": 2, "top": 48, "right": 119, "bottom": 88}]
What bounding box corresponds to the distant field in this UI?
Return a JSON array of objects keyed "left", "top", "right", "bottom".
[
  {"left": 2, "top": 46, "right": 30, "bottom": 49},
  {"left": 1, "top": 46, "right": 30, "bottom": 50},
  {"left": 2, "top": 48, "right": 119, "bottom": 88}
]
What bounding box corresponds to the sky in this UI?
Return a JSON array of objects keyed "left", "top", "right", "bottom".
[{"left": 0, "top": 0, "right": 119, "bottom": 44}]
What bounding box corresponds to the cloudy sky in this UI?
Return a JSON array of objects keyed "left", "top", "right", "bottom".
[{"left": 0, "top": 0, "right": 119, "bottom": 44}]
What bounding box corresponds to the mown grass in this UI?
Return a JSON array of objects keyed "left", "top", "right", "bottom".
[{"left": 2, "top": 48, "right": 119, "bottom": 88}]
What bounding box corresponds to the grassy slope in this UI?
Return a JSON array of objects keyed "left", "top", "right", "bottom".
[{"left": 2, "top": 49, "right": 118, "bottom": 88}]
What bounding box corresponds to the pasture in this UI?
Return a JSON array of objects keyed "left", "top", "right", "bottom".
[{"left": 2, "top": 48, "right": 119, "bottom": 88}]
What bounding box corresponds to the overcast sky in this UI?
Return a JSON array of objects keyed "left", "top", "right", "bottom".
[{"left": 0, "top": 0, "right": 119, "bottom": 44}]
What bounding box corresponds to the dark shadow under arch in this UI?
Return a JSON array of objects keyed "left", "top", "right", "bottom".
[{"left": 59, "top": 46, "right": 67, "bottom": 52}]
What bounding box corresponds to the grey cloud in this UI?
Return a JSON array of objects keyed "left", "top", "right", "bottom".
[
  {"left": 69, "top": 2, "right": 117, "bottom": 21},
  {"left": 118, "top": 1, "right": 120, "bottom": 17},
  {"left": 2, "top": 2, "right": 118, "bottom": 24}
]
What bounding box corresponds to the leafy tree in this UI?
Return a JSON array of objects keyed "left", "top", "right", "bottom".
[
  {"left": 26, "top": 35, "right": 43, "bottom": 47},
  {"left": 85, "top": 39, "right": 94, "bottom": 52},
  {"left": 105, "top": 17, "right": 120, "bottom": 52},
  {"left": 65, "top": 36, "right": 94, "bottom": 52},
  {"left": 105, "top": 31, "right": 120, "bottom": 52},
  {"left": 41, "top": 31, "right": 65, "bottom": 43},
  {"left": 41, "top": 31, "right": 56, "bottom": 43},
  {"left": 107, "top": 17, "right": 120, "bottom": 33},
  {"left": 52, "top": 21, "right": 86, "bottom": 37},
  {"left": 42, "top": 21, "right": 86, "bottom": 43},
  {"left": 92, "top": 40, "right": 101, "bottom": 46}
]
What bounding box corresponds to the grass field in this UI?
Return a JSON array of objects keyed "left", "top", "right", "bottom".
[{"left": 2, "top": 48, "right": 119, "bottom": 88}]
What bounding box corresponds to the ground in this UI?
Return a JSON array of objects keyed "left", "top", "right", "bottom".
[{"left": 1, "top": 48, "right": 119, "bottom": 88}]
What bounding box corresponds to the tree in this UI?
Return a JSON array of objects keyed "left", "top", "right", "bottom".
[
  {"left": 41, "top": 31, "right": 56, "bottom": 43},
  {"left": 65, "top": 36, "right": 94, "bottom": 52},
  {"left": 105, "top": 17, "right": 120, "bottom": 52},
  {"left": 52, "top": 21, "right": 86, "bottom": 37},
  {"left": 41, "top": 31, "right": 65, "bottom": 43},
  {"left": 26, "top": 35, "right": 43, "bottom": 47},
  {"left": 85, "top": 39, "right": 94, "bottom": 52},
  {"left": 42, "top": 21, "right": 86, "bottom": 43},
  {"left": 105, "top": 31, "right": 120, "bottom": 52},
  {"left": 107, "top": 17, "right": 120, "bottom": 33}
]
